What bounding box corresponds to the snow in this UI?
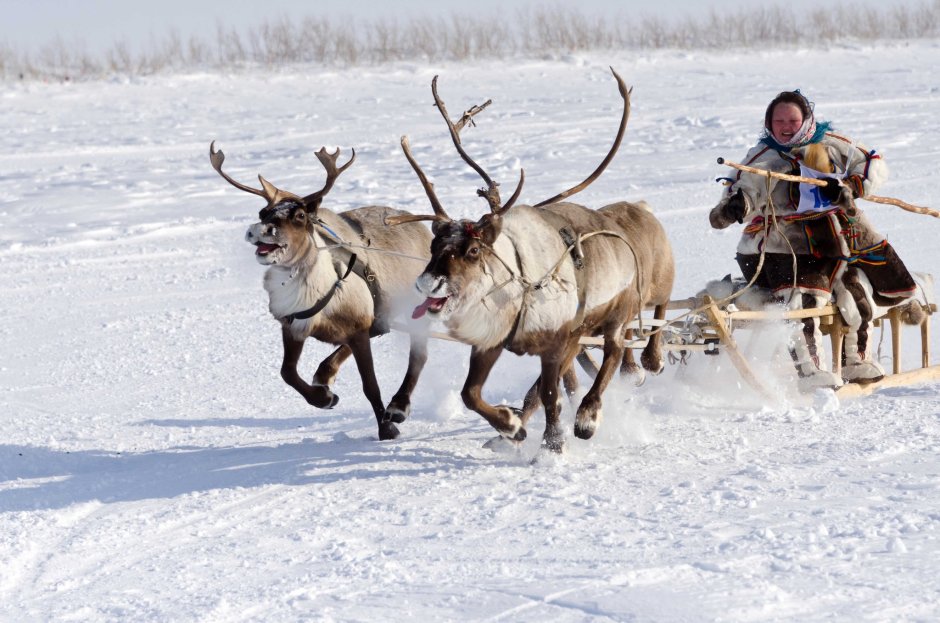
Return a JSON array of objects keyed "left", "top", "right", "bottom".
[{"left": 2, "top": 43, "right": 939, "bottom": 621}]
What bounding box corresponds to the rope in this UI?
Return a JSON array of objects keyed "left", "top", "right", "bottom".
[
  {"left": 310, "top": 239, "right": 430, "bottom": 263},
  {"left": 471, "top": 228, "right": 648, "bottom": 343},
  {"left": 633, "top": 175, "right": 782, "bottom": 345}
]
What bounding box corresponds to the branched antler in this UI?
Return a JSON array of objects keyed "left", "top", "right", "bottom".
[
  {"left": 430, "top": 76, "right": 524, "bottom": 216},
  {"left": 303, "top": 147, "right": 356, "bottom": 214},
  {"left": 393, "top": 135, "right": 451, "bottom": 225},
  {"left": 534, "top": 67, "right": 632, "bottom": 208},
  {"left": 209, "top": 141, "right": 303, "bottom": 208}
]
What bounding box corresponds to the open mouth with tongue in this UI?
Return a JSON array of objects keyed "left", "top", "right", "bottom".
[
  {"left": 412, "top": 296, "right": 448, "bottom": 319},
  {"left": 255, "top": 242, "right": 283, "bottom": 257}
]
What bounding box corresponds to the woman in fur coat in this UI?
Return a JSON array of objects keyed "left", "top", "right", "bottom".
[{"left": 710, "top": 90, "right": 915, "bottom": 390}]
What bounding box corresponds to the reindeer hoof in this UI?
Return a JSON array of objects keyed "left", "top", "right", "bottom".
[
  {"left": 493, "top": 406, "right": 526, "bottom": 442},
  {"left": 574, "top": 402, "right": 602, "bottom": 440},
  {"left": 622, "top": 365, "right": 647, "bottom": 387},
  {"left": 385, "top": 400, "right": 411, "bottom": 424},
  {"left": 574, "top": 422, "right": 596, "bottom": 440},
  {"left": 378, "top": 420, "right": 400, "bottom": 441},
  {"left": 641, "top": 355, "right": 665, "bottom": 375},
  {"left": 541, "top": 436, "right": 565, "bottom": 454},
  {"left": 307, "top": 385, "right": 339, "bottom": 409}
]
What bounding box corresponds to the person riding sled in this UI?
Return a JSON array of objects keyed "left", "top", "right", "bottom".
[{"left": 710, "top": 90, "right": 916, "bottom": 391}]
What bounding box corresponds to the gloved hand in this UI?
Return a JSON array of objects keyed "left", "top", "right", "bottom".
[
  {"left": 819, "top": 177, "right": 844, "bottom": 203},
  {"left": 722, "top": 188, "right": 747, "bottom": 224},
  {"left": 843, "top": 174, "right": 864, "bottom": 198}
]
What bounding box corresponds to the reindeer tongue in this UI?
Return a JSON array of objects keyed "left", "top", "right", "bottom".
[{"left": 412, "top": 297, "right": 446, "bottom": 319}]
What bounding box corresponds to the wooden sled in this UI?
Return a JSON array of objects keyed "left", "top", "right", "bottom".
[{"left": 648, "top": 294, "right": 940, "bottom": 400}]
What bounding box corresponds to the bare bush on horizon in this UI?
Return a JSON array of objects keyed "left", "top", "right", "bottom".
[{"left": 2, "top": 1, "right": 938, "bottom": 81}]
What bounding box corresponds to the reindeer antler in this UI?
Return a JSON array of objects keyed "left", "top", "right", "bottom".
[
  {"left": 391, "top": 135, "right": 452, "bottom": 226},
  {"left": 302, "top": 147, "right": 356, "bottom": 214},
  {"left": 430, "top": 76, "right": 524, "bottom": 216},
  {"left": 209, "top": 141, "right": 304, "bottom": 208},
  {"left": 534, "top": 67, "right": 632, "bottom": 208}
]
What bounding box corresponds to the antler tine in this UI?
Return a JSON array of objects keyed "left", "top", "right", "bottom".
[
  {"left": 533, "top": 67, "right": 632, "bottom": 208},
  {"left": 495, "top": 169, "right": 525, "bottom": 216},
  {"left": 384, "top": 213, "right": 444, "bottom": 226},
  {"left": 431, "top": 76, "right": 503, "bottom": 213},
  {"left": 209, "top": 141, "right": 272, "bottom": 200},
  {"left": 453, "top": 99, "right": 493, "bottom": 133},
  {"left": 401, "top": 135, "right": 451, "bottom": 222},
  {"left": 302, "top": 147, "right": 356, "bottom": 210}
]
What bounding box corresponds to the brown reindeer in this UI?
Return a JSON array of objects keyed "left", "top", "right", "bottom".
[
  {"left": 391, "top": 69, "right": 675, "bottom": 452},
  {"left": 210, "top": 143, "right": 432, "bottom": 440}
]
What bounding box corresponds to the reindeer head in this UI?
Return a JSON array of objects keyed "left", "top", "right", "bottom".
[
  {"left": 388, "top": 77, "right": 524, "bottom": 320},
  {"left": 209, "top": 142, "right": 355, "bottom": 266}
]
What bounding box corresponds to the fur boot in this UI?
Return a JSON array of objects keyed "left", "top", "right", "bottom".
[{"left": 783, "top": 288, "right": 843, "bottom": 392}]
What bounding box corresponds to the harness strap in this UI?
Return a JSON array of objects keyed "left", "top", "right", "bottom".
[
  {"left": 502, "top": 242, "right": 528, "bottom": 351},
  {"left": 282, "top": 223, "right": 391, "bottom": 336},
  {"left": 315, "top": 221, "right": 389, "bottom": 336},
  {"left": 284, "top": 254, "right": 357, "bottom": 324},
  {"left": 558, "top": 226, "right": 588, "bottom": 332}
]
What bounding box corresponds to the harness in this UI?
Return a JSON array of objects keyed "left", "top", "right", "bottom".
[
  {"left": 281, "top": 221, "right": 389, "bottom": 336},
  {"left": 490, "top": 224, "right": 638, "bottom": 351}
]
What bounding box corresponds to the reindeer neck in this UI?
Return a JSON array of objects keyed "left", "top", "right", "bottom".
[{"left": 264, "top": 230, "right": 343, "bottom": 323}]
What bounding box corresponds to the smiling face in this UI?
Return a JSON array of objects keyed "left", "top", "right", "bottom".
[
  {"left": 769, "top": 102, "right": 805, "bottom": 144},
  {"left": 244, "top": 201, "right": 313, "bottom": 266}
]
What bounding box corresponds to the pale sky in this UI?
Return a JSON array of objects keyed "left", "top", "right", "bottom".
[{"left": 0, "top": 0, "right": 914, "bottom": 54}]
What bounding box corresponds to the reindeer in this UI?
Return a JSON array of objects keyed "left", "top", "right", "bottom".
[
  {"left": 209, "top": 143, "right": 432, "bottom": 440},
  {"left": 390, "top": 69, "right": 675, "bottom": 452}
]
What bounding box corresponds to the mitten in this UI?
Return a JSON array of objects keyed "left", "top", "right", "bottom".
[
  {"left": 723, "top": 188, "right": 747, "bottom": 224},
  {"left": 819, "top": 177, "right": 844, "bottom": 203}
]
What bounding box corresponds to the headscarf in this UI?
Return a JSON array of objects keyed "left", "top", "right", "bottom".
[{"left": 759, "top": 89, "right": 831, "bottom": 152}]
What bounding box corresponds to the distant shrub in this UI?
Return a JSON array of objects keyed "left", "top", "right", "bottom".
[{"left": 3, "top": 1, "right": 939, "bottom": 81}]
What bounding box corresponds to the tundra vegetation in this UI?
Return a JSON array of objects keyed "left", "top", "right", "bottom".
[{"left": 3, "top": 2, "right": 939, "bottom": 81}]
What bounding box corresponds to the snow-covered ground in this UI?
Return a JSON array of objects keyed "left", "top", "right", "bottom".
[{"left": 2, "top": 42, "right": 939, "bottom": 621}]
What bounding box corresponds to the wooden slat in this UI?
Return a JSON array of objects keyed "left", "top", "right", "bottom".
[
  {"left": 702, "top": 296, "right": 777, "bottom": 401},
  {"left": 836, "top": 365, "right": 940, "bottom": 399}
]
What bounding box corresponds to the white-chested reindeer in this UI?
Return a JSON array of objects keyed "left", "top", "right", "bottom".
[
  {"left": 210, "top": 143, "right": 432, "bottom": 440},
  {"left": 389, "top": 69, "right": 675, "bottom": 452}
]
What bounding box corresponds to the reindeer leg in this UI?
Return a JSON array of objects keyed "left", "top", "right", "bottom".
[
  {"left": 280, "top": 328, "right": 339, "bottom": 409},
  {"left": 347, "top": 331, "right": 398, "bottom": 441},
  {"left": 538, "top": 354, "right": 567, "bottom": 453},
  {"left": 310, "top": 345, "right": 351, "bottom": 408},
  {"left": 462, "top": 346, "right": 526, "bottom": 442},
  {"left": 640, "top": 303, "right": 667, "bottom": 374},
  {"left": 499, "top": 356, "right": 577, "bottom": 450},
  {"left": 385, "top": 333, "right": 429, "bottom": 424},
  {"left": 619, "top": 327, "right": 645, "bottom": 386},
  {"left": 575, "top": 325, "right": 626, "bottom": 440},
  {"left": 562, "top": 364, "right": 579, "bottom": 397},
  {"left": 520, "top": 376, "right": 542, "bottom": 428}
]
